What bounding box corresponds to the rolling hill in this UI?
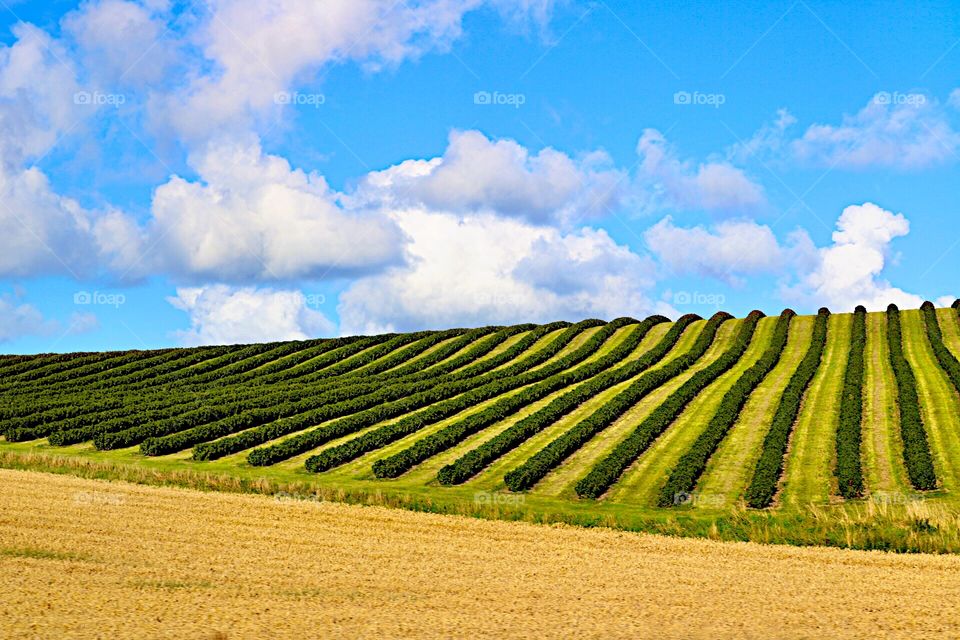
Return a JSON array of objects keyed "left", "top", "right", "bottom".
[{"left": 4, "top": 301, "right": 960, "bottom": 551}]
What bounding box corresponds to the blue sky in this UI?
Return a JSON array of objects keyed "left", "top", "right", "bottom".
[{"left": 2, "top": 0, "right": 960, "bottom": 353}]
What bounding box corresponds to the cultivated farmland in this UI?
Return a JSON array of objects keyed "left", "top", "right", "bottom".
[{"left": 5, "top": 302, "right": 960, "bottom": 551}]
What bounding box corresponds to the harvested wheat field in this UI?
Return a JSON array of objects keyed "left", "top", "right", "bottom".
[{"left": 2, "top": 470, "right": 960, "bottom": 639}]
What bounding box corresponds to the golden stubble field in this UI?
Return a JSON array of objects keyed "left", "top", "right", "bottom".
[{"left": 2, "top": 469, "right": 960, "bottom": 639}]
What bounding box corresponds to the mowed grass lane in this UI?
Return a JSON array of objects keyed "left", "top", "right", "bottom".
[
  {"left": 266, "top": 324, "right": 624, "bottom": 477},
  {"left": 694, "top": 315, "right": 814, "bottom": 509},
  {"left": 778, "top": 313, "right": 850, "bottom": 508},
  {"left": 498, "top": 319, "right": 719, "bottom": 498},
  {"left": 860, "top": 312, "right": 911, "bottom": 496},
  {"left": 900, "top": 309, "right": 960, "bottom": 494},
  {"left": 394, "top": 323, "right": 675, "bottom": 487},
  {"left": 104, "top": 326, "right": 553, "bottom": 466},
  {"left": 451, "top": 322, "right": 707, "bottom": 494},
  {"left": 528, "top": 317, "right": 732, "bottom": 501},
  {"left": 607, "top": 317, "right": 776, "bottom": 506}
]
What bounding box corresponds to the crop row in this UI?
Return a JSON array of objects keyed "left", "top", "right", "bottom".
[
  {"left": 314, "top": 315, "right": 673, "bottom": 476},
  {"left": 745, "top": 308, "right": 830, "bottom": 508},
  {"left": 245, "top": 319, "right": 626, "bottom": 467},
  {"left": 657, "top": 310, "right": 794, "bottom": 506},
  {"left": 571, "top": 311, "right": 761, "bottom": 499},
  {"left": 833, "top": 306, "right": 867, "bottom": 498},
  {"left": 501, "top": 311, "right": 732, "bottom": 494},
  {"left": 189, "top": 320, "right": 600, "bottom": 461},
  {"left": 886, "top": 304, "right": 936, "bottom": 491},
  {"left": 135, "top": 325, "right": 530, "bottom": 455},
  {"left": 430, "top": 316, "right": 698, "bottom": 485}
]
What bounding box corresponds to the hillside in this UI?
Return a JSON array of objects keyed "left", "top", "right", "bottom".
[{"left": 4, "top": 301, "right": 960, "bottom": 551}]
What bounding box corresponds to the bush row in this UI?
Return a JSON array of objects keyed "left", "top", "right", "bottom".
[
  {"left": 429, "top": 316, "right": 698, "bottom": 485},
  {"left": 745, "top": 308, "right": 830, "bottom": 508},
  {"left": 134, "top": 326, "right": 540, "bottom": 454},
  {"left": 96, "top": 326, "right": 548, "bottom": 451},
  {"left": 310, "top": 316, "right": 673, "bottom": 475},
  {"left": 571, "top": 311, "right": 763, "bottom": 499},
  {"left": 190, "top": 320, "right": 597, "bottom": 461},
  {"left": 921, "top": 301, "right": 960, "bottom": 392},
  {"left": 887, "top": 304, "right": 937, "bottom": 491},
  {"left": 248, "top": 319, "right": 624, "bottom": 467},
  {"left": 834, "top": 306, "right": 867, "bottom": 498},
  {"left": 656, "top": 310, "right": 795, "bottom": 507},
  {"left": 500, "top": 311, "right": 735, "bottom": 494}
]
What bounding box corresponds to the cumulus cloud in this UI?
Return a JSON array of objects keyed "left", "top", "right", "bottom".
[
  {"left": 168, "top": 284, "right": 335, "bottom": 345},
  {"left": 0, "top": 24, "right": 143, "bottom": 279},
  {"left": 786, "top": 202, "right": 926, "bottom": 310},
  {"left": 741, "top": 92, "right": 960, "bottom": 171},
  {"left": 0, "top": 293, "right": 98, "bottom": 343},
  {"left": 337, "top": 209, "right": 668, "bottom": 334},
  {"left": 632, "top": 129, "right": 765, "bottom": 215},
  {"left": 155, "top": 0, "right": 513, "bottom": 141},
  {"left": 644, "top": 216, "right": 815, "bottom": 285},
  {"left": 349, "top": 130, "right": 624, "bottom": 225},
  {"left": 61, "top": 0, "right": 179, "bottom": 88},
  {"left": 149, "top": 137, "right": 404, "bottom": 282}
]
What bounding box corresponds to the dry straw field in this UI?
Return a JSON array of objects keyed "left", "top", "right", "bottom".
[{"left": 3, "top": 468, "right": 960, "bottom": 639}]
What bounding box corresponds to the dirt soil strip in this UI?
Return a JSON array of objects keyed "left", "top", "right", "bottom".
[{"left": 3, "top": 469, "right": 960, "bottom": 639}]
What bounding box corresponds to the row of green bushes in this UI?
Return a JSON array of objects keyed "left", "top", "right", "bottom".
[
  {"left": 887, "top": 304, "right": 937, "bottom": 490},
  {"left": 656, "top": 310, "right": 795, "bottom": 507},
  {"left": 502, "top": 311, "right": 736, "bottom": 494},
  {"left": 431, "top": 316, "right": 698, "bottom": 485},
  {"left": 571, "top": 311, "right": 762, "bottom": 499},
  {"left": 134, "top": 325, "right": 558, "bottom": 454},
  {"left": 746, "top": 308, "right": 830, "bottom": 508},
  {"left": 834, "top": 306, "right": 867, "bottom": 498},
  {"left": 192, "top": 320, "right": 605, "bottom": 461},
  {"left": 247, "top": 319, "right": 629, "bottom": 467},
  {"left": 311, "top": 316, "right": 673, "bottom": 475}
]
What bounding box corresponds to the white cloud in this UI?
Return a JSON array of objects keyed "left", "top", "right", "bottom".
[
  {"left": 349, "top": 130, "right": 624, "bottom": 225},
  {"left": 786, "top": 202, "right": 926, "bottom": 311},
  {"left": 155, "top": 0, "right": 490, "bottom": 141},
  {"left": 149, "top": 137, "right": 404, "bottom": 282},
  {"left": 632, "top": 128, "right": 765, "bottom": 215},
  {"left": 0, "top": 295, "right": 57, "bottom": 342},
  {"left": 790, "top": 92, "right": 960, "bottom": 170},
  {"left": 168, "top": 284, "right": 335, "bottom": 346},
  {"left": 337, "top": 209, "right": 668, "bottom": 334},
  {"left": 644, "top": 216, "right": 814, "bottom": 285},
  {"left": 62, "top": 0, "right": 178, "bottom": 88}
]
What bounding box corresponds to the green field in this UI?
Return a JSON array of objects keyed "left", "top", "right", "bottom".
[{"left": 4, "top": 302, "right": 960, "bottom": 553}]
